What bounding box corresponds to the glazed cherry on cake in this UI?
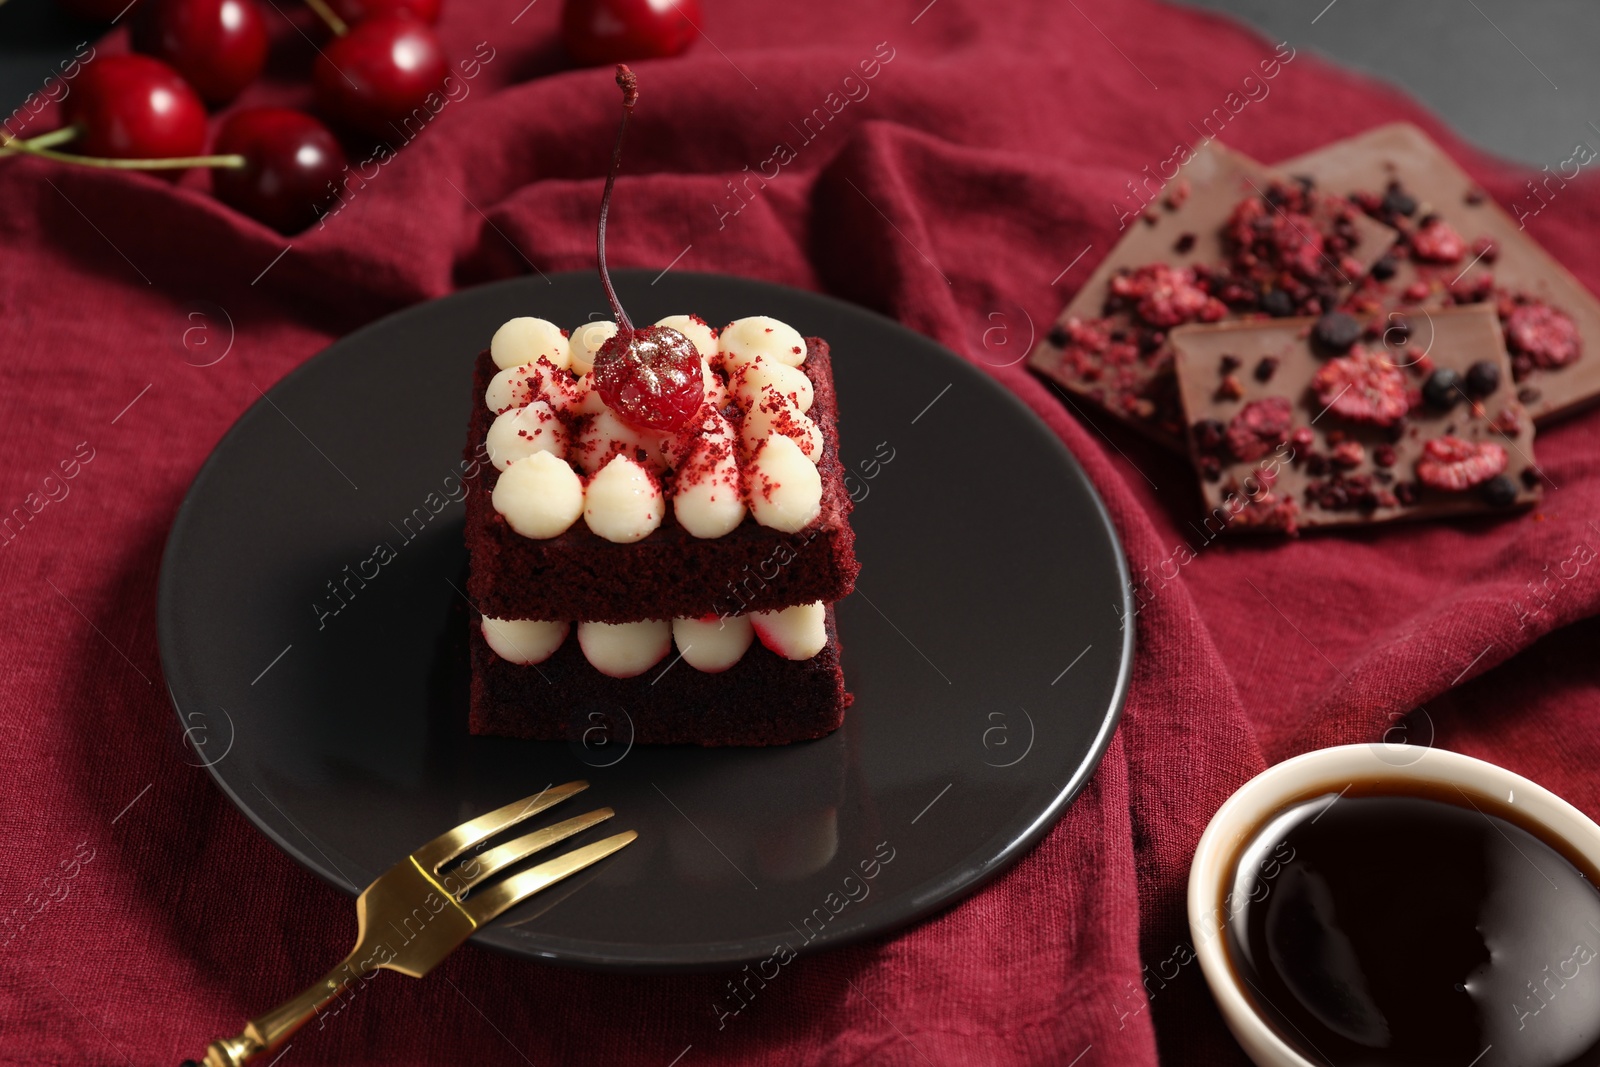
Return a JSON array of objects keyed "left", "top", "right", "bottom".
[
  {"left": 460, "top": 66, "right": 858, "bottom": 746},
  {"left": 589, "top": 67, "right": 706, "bottom": 433}
]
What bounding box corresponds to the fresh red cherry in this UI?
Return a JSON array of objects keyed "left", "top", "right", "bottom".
[
  {"left": 590, "top": 66, "right": 704, "bottom": 431},
  {"left": 131, "top": 0, "right": 268, "bottom": 103},
  {"left": 131, "top": 0, "right": 268, "bottom": 104},
  {"left": 327, "top": 0, "right": 440, "bottom": 25},
  {"left": 62, "top": 55, "right": 207, "bottom": 159},
  {"left": 312, "top": 13, "right": 448, "bottom": 140},
  {"left": 561, "top": 0, "right": 700, "bottom": 65},
  {"left": 212, "top": 108, "right": 347, "bottom": 234}
]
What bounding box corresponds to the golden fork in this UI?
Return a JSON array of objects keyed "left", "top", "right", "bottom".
[{"left": 189, "top": 780, "right": 634, "bottom": 1067}]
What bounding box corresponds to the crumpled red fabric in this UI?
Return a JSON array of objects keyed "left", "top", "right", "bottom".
[{"left": 3, "top": 0, "right": 1599, "bottom": 1063}]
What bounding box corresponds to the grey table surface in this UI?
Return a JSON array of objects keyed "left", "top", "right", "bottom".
[{"left": 1, "top": 0, "right": 1592, "bottom": 166}]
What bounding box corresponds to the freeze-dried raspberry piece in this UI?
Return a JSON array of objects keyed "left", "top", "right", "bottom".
[
  {"left": 1410, "top": 218, "right": 1467, "bottom": 264},
  {"left": 1229, "top": 488, "right": 1300, "bottom": 534},
  {"left": 1310, "top": 345, "right": 1409, "bottom": 426},
  {"left": 1415, "top": 436, "right": 1508, "bottom": 491},
  {"left": 1225, "top": 196, "right": 1327, "bottom": 280},
  {"left": 1330, "top": 441, "right": 1365, "bottom": 469},
  {"left": 1108, "top": 264, "right": 1226, "bottom": 330},
  {"left": 1504, "top": 302, "right": 1581, "bottom": 369},
  {"left": 1225, "top": 397, "right": 1292, "bottom": 462}
]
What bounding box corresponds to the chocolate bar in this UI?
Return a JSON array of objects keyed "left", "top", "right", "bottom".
[
  {"left": 1027, "top": 140, "right": 1398, "bottom": 448},
  {"left": 1169, "top": 302, "right": 1540, "bottom": 534},
  {"left": 1279, "top": 122, "right": 1600, "bottom": 425}
]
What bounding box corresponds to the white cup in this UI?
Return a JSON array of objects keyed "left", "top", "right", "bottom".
[{"left": 1186, "top": 743, "right": 1600, "bottom": 1067}]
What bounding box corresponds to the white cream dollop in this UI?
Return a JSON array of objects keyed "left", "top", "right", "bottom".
[
  {"left": 576, "top": 372, "right": 607, "bottom": 415},
  {"left": 569, "top": 320, "right": 617, "bottom": 377},
  {"left": 481, "top": 617, "right": 568, "bottom": 664},
  {"left": 742, "top": 391, "right": 823, "bottom": 462},
  {"left": 572, "top": 408, "right": 650, "bottom": 474},
  {"left": 719, "top": 316, "right": 806, "bottom": 371},
  {"left": 750, "top": 602, "right": 827, "bottom": 660},
  {"left": 673, "top": 410, "right": 746, "bottom": 538},
  {"left": 485, "top": 359, "right": 581, "bottom": 415},
  {"left": 492, "top": 451, "right": 584, "bottom": 539},
  {"left": 491, "top": 317, "right": 569, "bottom": 371},
  {"left": 746, "top": 434, "right": 823, "bottom": 532},
  {"left": 673, "top": 615, "right": 754, "bottom": 673},
  {"left": 656, "top": 314, "right": 719, "bottom": 361},
  {"left": 733, "top": 357, "right": 813, "bottom": 414},
  {"left": 578, "top": 619, "right": 671, "bottom": 678},
  {"left": 584, "top": 454, "right": 664, "bottom": 543},
  {"left": 702, "top": 359, "right": 731, "bottom": 412},
  {"left": 486, "top": 400, "right": 564, "bottom": 471}
]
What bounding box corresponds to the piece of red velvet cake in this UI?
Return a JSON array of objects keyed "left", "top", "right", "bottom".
[
  {"left": 462, "top": 312, "right": 858, "bottom": 746},
  {"left": 463, "top": 64, "right": 857, "bottom": 747}
]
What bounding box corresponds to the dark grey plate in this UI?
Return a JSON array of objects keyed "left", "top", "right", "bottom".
[{"left": 157, "top": 270, "right": 1133, "bottom": 972}]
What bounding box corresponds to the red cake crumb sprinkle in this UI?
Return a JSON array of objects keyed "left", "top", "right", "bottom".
[
  {"left": 1503, "top": 302, "right": 1581, "bottom": 371},
  {"left": 1225, "top": 397, "right": 1292, "bottom": 461},
  {"left": 1311, "top": 345, "right": 1409, "bottom": 425},
  {"left": 1416, "top": 436, "right": 1508, "bottom": 491},
  {"left": 1402, "top": 281, "right": 1431, "bottom": 303},
  {"left": 1409, "top": 217, "right": 1467, "bottom": 264}
]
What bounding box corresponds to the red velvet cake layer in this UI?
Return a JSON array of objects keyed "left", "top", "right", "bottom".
[
  {"left": 468, "top": 608, "right": 849, "bottom": 747},
  {"left": 463, "top": 337, "right": 858, "bottom": 624}
]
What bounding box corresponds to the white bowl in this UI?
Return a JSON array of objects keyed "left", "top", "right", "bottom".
[{"left": 1186, "top": 743, "right": 1600, "bottom": 1067}]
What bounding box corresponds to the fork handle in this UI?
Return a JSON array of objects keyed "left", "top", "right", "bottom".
[{"left": 194, "top": 951, "right": 363, "bottom": 1066}]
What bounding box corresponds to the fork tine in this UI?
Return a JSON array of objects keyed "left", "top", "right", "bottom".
[
  {"left": 448, "top": 807, "right": 616, "bottom": 895},
  {"left": 461, "top": 830, "right": 637, "bottom": 925},
  {"left": 412, "top": 780, "right": 589, "bottom": 871}
]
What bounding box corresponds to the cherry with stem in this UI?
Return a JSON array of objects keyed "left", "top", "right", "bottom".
[{"left": 591, "top": 64, "right": 705, "bottom": 433}]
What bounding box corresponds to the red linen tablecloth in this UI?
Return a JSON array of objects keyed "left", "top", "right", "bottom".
[{"left": 3, "top": 0, "right": 1599, "bottom": 1062}]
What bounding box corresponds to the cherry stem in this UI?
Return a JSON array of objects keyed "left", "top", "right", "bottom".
[
  {"left": 11, "top": 126, "right": 80, "bottom": 151},
  {"left": 0, "top": 131, "right": 245, "bottom": 170},
  {"left": 597, "top": 64, "right": 639, "bottom": 334},
  {"left": 302, "top": 0, "right": 348, "bottom": 35}
]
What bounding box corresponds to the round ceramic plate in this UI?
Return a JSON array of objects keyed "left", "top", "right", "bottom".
[{"left": 158, "top": 271, "right": 1133, "bottom": 972}]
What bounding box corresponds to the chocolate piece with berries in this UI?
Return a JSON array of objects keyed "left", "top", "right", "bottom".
[
  {"left": 1170, "top": 302, "right": 1540, "bottom": 534},
  {"left": 1028, "top": 141, "right": 1398, "bottom": 449},
  {"left": 1279, "top": 122, "right": 1600, "bottom": 425}
]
